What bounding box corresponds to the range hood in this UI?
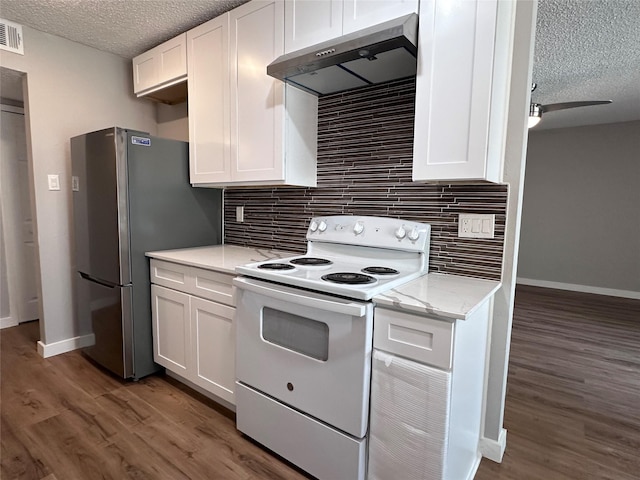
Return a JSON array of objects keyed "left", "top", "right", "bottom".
[{"left": 267, "top": 13, "right": 418, "bottom": 96}]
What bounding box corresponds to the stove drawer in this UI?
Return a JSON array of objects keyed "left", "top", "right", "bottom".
[
  {"left": 374, "top": 308, "right": 454, "bottom": 370},
  {"left": 236, "top": 382, "right": 366, "bottom": 480}
]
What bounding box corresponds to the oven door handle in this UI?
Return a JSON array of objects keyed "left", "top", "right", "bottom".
[{"left": 233, "top": 277, "right": 368, "bottom": 317}]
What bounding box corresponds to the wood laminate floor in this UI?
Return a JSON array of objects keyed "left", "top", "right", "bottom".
[
  {"left": 476, "top": 286, "right": 640, "bottom": 480},
  {"left": 2, "top": 285, "right": 639, "bottom": 479}
]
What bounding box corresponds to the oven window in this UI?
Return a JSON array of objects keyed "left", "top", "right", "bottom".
[{"left": 262, "top": 307, "right": 329, "bottom": 361}]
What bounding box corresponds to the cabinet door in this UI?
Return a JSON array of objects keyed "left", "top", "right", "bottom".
[
  {"left": 132, "top": 49, "right": 157, "bottom": 94},
  {"left": 369, "top": 350, "right": 451, "bottom": 480},
  {"left": 284, "top": 0, "right": 343, "bottom": 53},
  {"left": 413, "top": 0, "right": 504, "bottom": 182},
  {"left": 133, "top": 34, "right": 187, "bottom": 95},
  {"left": 151, "top": 285, "right": 191, "bottom": 374},
  {"left": 342, "top": 0, "right": 418, "bottom": 34},
  {"left": 157, "top": 33, "right": 187, "bottom": 86},
  {"left": 188, "top": 15, "right": 231, "bottom": 184},
  {"left": 230, "top": 0, "right": 285, "bottom": 183},
  {"left": 190, "top": 297, "right": 236, "bottom": 404}
]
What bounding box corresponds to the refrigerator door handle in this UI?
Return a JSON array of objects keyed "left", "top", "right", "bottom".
[{"left": 79, "top": 272, "right": 121, "bottom": 289}]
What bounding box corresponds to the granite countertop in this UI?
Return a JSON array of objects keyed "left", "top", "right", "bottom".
[
  {"left": 146, "top": 244, "right": 295, "bottom": 275},
  {"left": 374, "top": 273, "right": 501, "bottom": 320},
  {"left": 147, "top": 245, "right": 500, "bottom": 320}
]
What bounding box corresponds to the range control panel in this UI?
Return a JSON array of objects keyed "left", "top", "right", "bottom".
[{"left": 307, "top": 215, "right": 431, "bottom": 252}]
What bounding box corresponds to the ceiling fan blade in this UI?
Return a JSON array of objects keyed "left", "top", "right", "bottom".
[{"left": 540, "top": 100, "right": 612, "bottom": 113}]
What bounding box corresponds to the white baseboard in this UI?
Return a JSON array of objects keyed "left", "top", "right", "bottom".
[
  {"left": 1, "top": 316, "right": 19, "bottom": 329},
  {"left": 516, "top": 277, "right": 640, "bottom": 300},
  {"left": 480, "top": 428, "right": 507, "bottom": 463},
  {"left": 467, "top": 452, "right": 483, "bottom": 480},
  {"left": 37, "top": 333, "right": 95, "bottom": 358}
]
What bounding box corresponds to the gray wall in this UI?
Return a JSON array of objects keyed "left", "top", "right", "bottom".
[
  {"left": 518, "top": 120, "right": 640, "bottom": 293},
  {"left": 156, "top": 102, "right": 188, "bottom": 142},
  {"left": 1, "top": 26, "right": 158, "bottom": 345}
]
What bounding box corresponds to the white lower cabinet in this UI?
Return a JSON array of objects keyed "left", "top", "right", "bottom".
[
  {"left": 190, "top": 296, "right": 235, "bottom": 401},
  {"left": 370, "top": 301, "right": 492, "bottom": 480},
  {"left": 150, "top": 260, "right": 236, "bottom": 405},
  {"left": 151, "top": 285, "right": 191, "bottom": 376}
]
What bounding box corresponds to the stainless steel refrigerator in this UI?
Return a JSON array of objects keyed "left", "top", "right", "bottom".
[{"left": 71, "top": 127, "right": 222, "bottom": 380}]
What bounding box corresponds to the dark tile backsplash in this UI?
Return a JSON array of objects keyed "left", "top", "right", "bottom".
[{"left": 224, "top": 78, "right": 507, "bottom": 281}]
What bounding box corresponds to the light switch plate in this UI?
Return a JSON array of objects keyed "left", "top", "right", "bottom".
[
  {"left": 236, "top": 206, "right": 244, "bottom": 222},
  {"left": 458, "top": 214, "right": 495, "bottom": 238},
  {"left": 47, "top": 174, "right": 60, "bottom": 191}
]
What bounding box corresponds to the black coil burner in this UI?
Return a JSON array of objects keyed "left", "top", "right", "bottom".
[
  {"left": 362, "top": 266, "right": 399, "bottom": 275},
  {"left": 257, "top": 263, "right": 295, "bottom": 270},
  {"left": 290, "top": 257, "right": 333, "bottom": 266},
  {"left": 321, "top": 272, "right": 376, "bottom": 285}
]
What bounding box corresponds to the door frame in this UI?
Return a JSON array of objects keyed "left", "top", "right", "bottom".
[{"left": 0, "top": 102, "right": 39, "bottom": 328}]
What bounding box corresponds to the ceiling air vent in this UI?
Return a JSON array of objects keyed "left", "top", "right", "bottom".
[{"left": 0, "top": 18, "right": 24, "bottom": 55}]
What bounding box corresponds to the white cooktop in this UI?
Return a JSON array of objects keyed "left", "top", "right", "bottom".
[{"left": 235, "top": 216, "right": 431, "bottom": 301}]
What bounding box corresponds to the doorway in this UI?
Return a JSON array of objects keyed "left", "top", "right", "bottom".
[{"left": 0, "top": 66, "right": 40, "bottom": 328}]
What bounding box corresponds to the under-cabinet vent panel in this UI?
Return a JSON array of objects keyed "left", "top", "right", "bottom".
[{"left": 0, "top": 18, "right": 24, "bottom": 55}]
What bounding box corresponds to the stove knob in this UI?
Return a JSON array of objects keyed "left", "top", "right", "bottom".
[
  {"left": 353, "top": 221, "right": 365, "bottom": 235},
  {"left": 318, "top": 220, "right": 328, "bottom": 232},
  {"left": 408, "top": 227, "right": 421, "bottom": 241},
  {"left": 309, "top": 220, "right": 319, "bottom": 232},
  {"left": 395, "top": 226, "right": 407, "bottom": 240}
]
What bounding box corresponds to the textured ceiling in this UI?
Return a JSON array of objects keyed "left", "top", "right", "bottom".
[
  {"left": 532, "top": 0, "right": 640, "bottom": 129},
  {"left": 1, "top": 0, "right": 639, "bottom": 130},
  {"left": 0, "top": 0, "right": 249, "bottom": 58}
]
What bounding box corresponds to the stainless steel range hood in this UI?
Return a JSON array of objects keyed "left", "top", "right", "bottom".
[{"left": 267, "top": 13, "right": 418, "bottom": 96}]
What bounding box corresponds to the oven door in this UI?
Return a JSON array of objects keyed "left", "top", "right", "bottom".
[{"left": 234, "top": 276, "right": 373, "bottom": 438}]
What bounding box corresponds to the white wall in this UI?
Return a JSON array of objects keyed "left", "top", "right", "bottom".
[
  {"left": 481, "top": 0, "right": 537, "bottom": 459},
  {"left": 518, "top": 121, "right": 640, "bottom": 296},
  {"left": 0, "top": 26, "right": 157, "bottom": 348},
  {"left": 0, "top": 200, "right": 9, "bottom": 320}
]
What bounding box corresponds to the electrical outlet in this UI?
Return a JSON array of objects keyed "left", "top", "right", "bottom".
[
  {"left": 236, "top": 206, "right": 244, "bottom": 223},
  {"left": 458, "top": 214, "right": 495, "bottom": 238}
]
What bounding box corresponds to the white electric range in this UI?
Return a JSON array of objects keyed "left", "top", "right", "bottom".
[{"left": 233, "top": 215, "right": 431, "bottom": 480}]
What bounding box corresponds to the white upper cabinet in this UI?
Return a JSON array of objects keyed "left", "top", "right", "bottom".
[
  {"left": 230, "top": 0, "right": 285, "bottom": 183},
  {"left": 189, "top": 0, "right": 317, "bottom": 187},
  {"left": 132, "top": 33, "right": 187, "bottom": 97},
  {"left": 187, "top": 15, "right": 231, "bottom": 184},
  {"left": 285, "top": 0, "right": 343, "bottom": 53},
  {"left": 412, "top": 0, "right": 515, "bottom": 183},
  {"left": 285, "top": 0, "right": 418, "bottom": 53},
  {"left": 342, "top": 0, "right": 419, "bottom": 34}
]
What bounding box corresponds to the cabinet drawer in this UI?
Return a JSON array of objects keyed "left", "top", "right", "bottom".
[
  {"left": 150, "top": 259, "right": 194, "bottom": 292},
  {"left": 150, "top": 260, "right": 236, "bottom": 306},
  {"left": 374, "top": 309, "right": 453, "bottom": 370},
  {"left": 190, "top": 267, "right": 234, "bottom": 306}
]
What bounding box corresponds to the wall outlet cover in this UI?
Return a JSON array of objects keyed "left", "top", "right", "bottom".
[
  {"left": 47, "top": 174, "right": 60, "bottom": 191},
  {"left": 458, "top": 214, "right": 495, "bottom": 238}
]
